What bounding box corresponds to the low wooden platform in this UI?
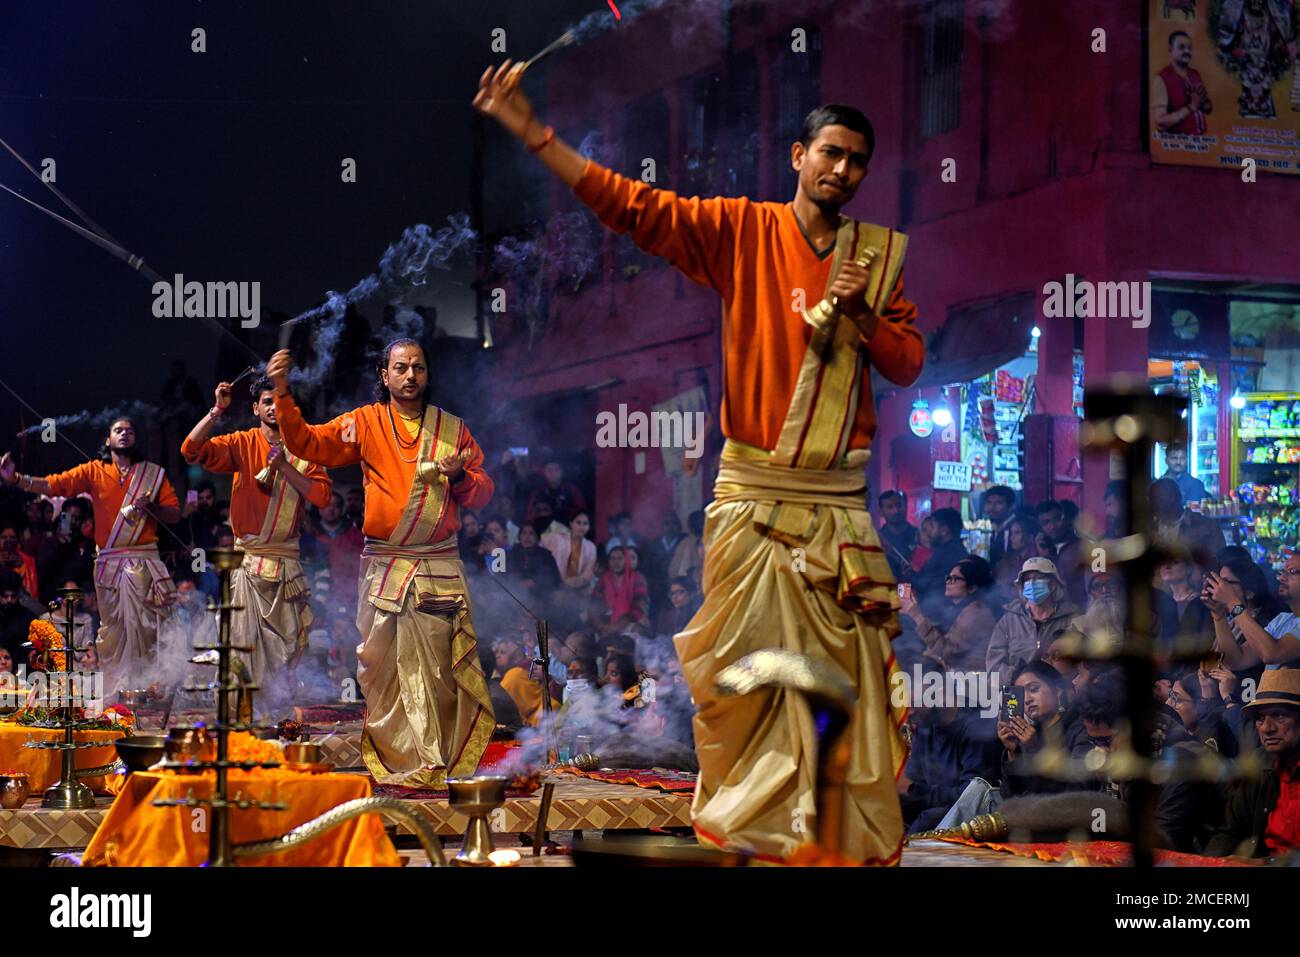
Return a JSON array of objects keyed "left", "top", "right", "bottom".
[
  {"left": 0, "top": 799, "right": 111, "bottom": 852},
  {"left": 381, "top": 772, "right": 695, "bottom": 837}
]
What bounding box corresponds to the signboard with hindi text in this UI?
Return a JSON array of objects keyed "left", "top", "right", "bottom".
[
  {"left": 934, "top": 461, "right": 973, "bottom": 492},
  {"left": 1147, "top": 0, "right": 1300, "bottom": 175}
]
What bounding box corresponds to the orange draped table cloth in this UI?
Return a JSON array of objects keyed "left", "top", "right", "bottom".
[
  {"left": 82, "top": 769, "right": 401, "bottom": 867},
  {"left": 0, "top": 723, "right": 124, "bottom": 793}
]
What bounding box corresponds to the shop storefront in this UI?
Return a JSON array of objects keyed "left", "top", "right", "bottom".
[{"left": 1149, "top": 289, "right": 1300, "bottom": 570}]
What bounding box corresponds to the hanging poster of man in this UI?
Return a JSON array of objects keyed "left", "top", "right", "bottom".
[{"left": 1148, "top": 0, "right": 1300, "bottom": 175}]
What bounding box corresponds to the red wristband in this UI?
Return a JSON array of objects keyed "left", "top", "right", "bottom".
[
  {"left": 210, "top": 405, "right": 226, "bottom": 418},
  {"left": 527, "top": 126, "right": 555, "bottom": 154}
]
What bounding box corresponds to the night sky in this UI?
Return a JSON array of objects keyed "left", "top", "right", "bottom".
[{"left": 0, "top": 0, "right": 598, "bottom": 462}]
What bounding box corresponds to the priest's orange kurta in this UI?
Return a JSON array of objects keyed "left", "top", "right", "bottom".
[
  {"left": 43, "top": 460, "right": 179, "bottom": 549},
  {"left": 181, "top": 427, "right": 333, "bottom": 536},
  {"left": 573, "top": 159, "right": 925, "bottom": 450},
  {"left": 574, "top": 160, "right": 921, "bottom": 863},
  {"left": 271, "top": 399, "right": 493, "bottom": 539}
]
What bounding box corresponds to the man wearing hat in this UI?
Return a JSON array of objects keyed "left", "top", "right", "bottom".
[
  {"left": 986, "top": 557, "right": 1082, "bottom": 685},
  {"left": 1205, "top": 668, "right": 1300, "bottom": 857}
]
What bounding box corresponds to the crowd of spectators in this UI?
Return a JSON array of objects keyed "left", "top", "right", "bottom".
[{"left": 884, "top": 469, "right": 1300, "bottom": 858}]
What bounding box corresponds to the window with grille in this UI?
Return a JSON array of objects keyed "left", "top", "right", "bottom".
[{"left": 920, "top": 0, "right": 964, "bottom": 139}]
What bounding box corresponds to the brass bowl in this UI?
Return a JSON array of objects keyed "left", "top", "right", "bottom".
[
  {"left": 447, "top": 775, "right": 508, "bottom": 814},
  {"left": 0, "top": 774, "right": 31, "bottom": 809},
  {"left": 283, "top": 742, "right": 323, "bottom": 765},
  {"left": 165, "top": 726, "right": 216, "bottom": 765},
  {"left": 114, "top": 735, "right": 167, "bottom": 772}
]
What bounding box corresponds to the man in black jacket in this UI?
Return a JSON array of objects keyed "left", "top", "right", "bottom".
[
  {"left": 1078, "top": 678, "right": 1221, "bottom": 852},
  {"left": 900, "top": 663, "right": 1002, "bottom": 833},
  {"left": 1204, "top": 669, "right": 1300, "bottom": 857}
]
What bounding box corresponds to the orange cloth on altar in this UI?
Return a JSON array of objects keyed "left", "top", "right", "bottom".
[
  {"left": 0, "top": 723, "right": 124, "bottom": 793},
  {"left": 43, "top": 460, "right": 179, "bottom": 549},
  {"left": 272, "top": 397, "right": 494, "bottom": 539},
  {"left": 81, "top": 769, "right": 401, "bottom": 867},
  {"left": 573, "top": 160, "right": 925, "bottom": 452},
  {"left": 181, "top": 427, "right": 332, "bottom": 537}
]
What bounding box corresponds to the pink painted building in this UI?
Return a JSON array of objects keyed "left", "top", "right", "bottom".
[{"left": 480, "top": 0, "right": 1300, "bottom": 548}]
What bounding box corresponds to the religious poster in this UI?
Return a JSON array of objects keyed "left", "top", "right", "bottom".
[{"left": 1148, "top": 0, "right": 1300, "bottom": 175}]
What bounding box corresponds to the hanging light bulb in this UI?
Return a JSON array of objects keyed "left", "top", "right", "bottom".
[
  {"left": 1031, "top": 326, "right": 1042, "bottom": 339},
  {"left": 1230, "top": 392, "right": 1246, "bottom": 410},
  {"left": 932, "top": 406, "right": 954, "bottom": 428}
]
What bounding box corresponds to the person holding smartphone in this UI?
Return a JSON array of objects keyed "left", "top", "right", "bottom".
[
  {"left": 1203, "top": 555, "right": 1297, "bottom": 672},
  {"left": 898, "top": 556, "right": 997, "bottom": 672}
]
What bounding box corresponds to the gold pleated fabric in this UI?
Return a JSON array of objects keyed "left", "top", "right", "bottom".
[
  {"left": 356, "top": 543, "right": 493, "bottom": 789},
  {"left": 93, "top": 549, "right": 174, "bottom": 696},
  {"left": 674, "top": 441, "right": 908, "bottom": 864},
  {"left": 229, "top": 547, "right": 312, "bottom": 687}
]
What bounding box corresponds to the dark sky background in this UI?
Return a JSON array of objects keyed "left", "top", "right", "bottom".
[{"left": 0, "top": 0, "right": 599, "bottom": 464}]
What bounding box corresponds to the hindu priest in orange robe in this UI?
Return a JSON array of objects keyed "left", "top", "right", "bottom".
[
  {"left": 265, "top": 339, "right": 495, "bottom": 788},
  {"left": 477, "top": 64, "right": 923, "bottom": 863}
]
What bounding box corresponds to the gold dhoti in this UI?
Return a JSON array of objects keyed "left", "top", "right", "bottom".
[
  {"left": 356, "top": 539, "right": 493, "bottom": 789},
  {"left": 675, "top": 441, "right": 908, "bottom": 864},
  {"left": 230, "top": 541, "right": 312, "bottom": 687},
  {"left": 94, "top": 545, "right": 175, "bottom": 695}
]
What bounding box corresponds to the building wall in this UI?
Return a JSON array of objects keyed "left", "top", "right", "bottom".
[{"left": 483, "top": 0, "right": 1300, "bottom": 535}]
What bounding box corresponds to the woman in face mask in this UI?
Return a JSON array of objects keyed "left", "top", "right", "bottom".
[{"left": 985, "top": 557, "right": 1083, "bottom": 686}]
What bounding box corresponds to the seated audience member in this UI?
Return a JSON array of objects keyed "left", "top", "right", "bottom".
[
  {"left": 1204, "top": 668, "right": 1300, "bottom": 858},
  {"left": 900, "top": 556, "right": 998, "bottom": 673},
  {"left": 543, "top": 511, "right": 597, "bottom": 587},
  {"left": 899, "top": 661, "right": 1002, "bottom": 833},
  {"left": 1204, "top": 556, "right": 1293, "bottom": 672},
  {"left": 656, "top": 576, "right": 701, "bottom": 637},
  {"left": 0, "top": 571, "right": 35, "bottom": 670},
  {"left": 527, "top": 458, "right": 586, "bottom": 525},
  {"left": 933, "top": 658, "right": 1090, "bottom": 828},
  {"left": 645, "top": 511, "right": 691, "bottom": 597},
  {"left": 909, "top": 515, "right": 935, "bottom": 575},
  {"left": 911, "top": 508, "right": 968, "bottom": 611},
  {"left": 986, "top": 557, "right": 1082, "bottom": 685},
  {"left": 493, "top": 636, "right": 552, "bottom": 727},
  {"left": 1034, "top": 499, "right": 1087, "bottom": 608},
  {"left": 562, "top": 656, "right": 598, "bottom": 705},
  {"left": 1103, "top": 479, "right": 1126, "bottom": 538},
  {"left": 35, "top": 497, "right": 95, "bottom": 603},
  {"left": 507, "top": 522, "right": 561, "bottom": 595},
  {"left": 997, "top": 659, "right": 1091, "bottom": 799},
  {"left": 603, "top": 511, "right": 642, "bottom": 557},
  {"left": 487, "top": 494, "right": 519, "bottom": 546},
  {"left": 527, "top": 499, "right": 568, "bottom": 540},
  {"left": 38, "top": 578, "right": 97, "bottom": 651},
  {"left": 480, "top": 643, "right": 522, "bottom": 736},
  {"left": 595, "top": 546, "right": 649, "bottom": 635},
  {"left": 1154, "top": 556, "right": 1212, "bottom": 656},
  {"left": 675, "top": 510, "right": 705, "bottom": 582},
  {"left": 1071, "top": 570, "right": 1124, "bottom": 639},
  {"left": 1166, "top": 668, "right": 1237, "bottom": 758},
  {"left": 993, "top": 515, "right": 1039, "bottom": 597},
  {"left": 1078, "top": 676, "right": 1221, "bottom": 854},
  {"left": 454, "top": 504, "right": 480, "bottom": 564},
  {"left": 0, "top": 524, "right": 38, "bottom": 603},
  {"left": 603, "top": 652, "right": 640, "bottom": 706}
]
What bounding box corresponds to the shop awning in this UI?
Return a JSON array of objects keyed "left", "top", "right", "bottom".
[{"left": 876, "top": 295, "right": 1035, "bottom": 394}]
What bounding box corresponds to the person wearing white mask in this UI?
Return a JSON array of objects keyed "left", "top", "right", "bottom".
[{"left": 985, "top": 557, "right": 1082, "bottom": 685}]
